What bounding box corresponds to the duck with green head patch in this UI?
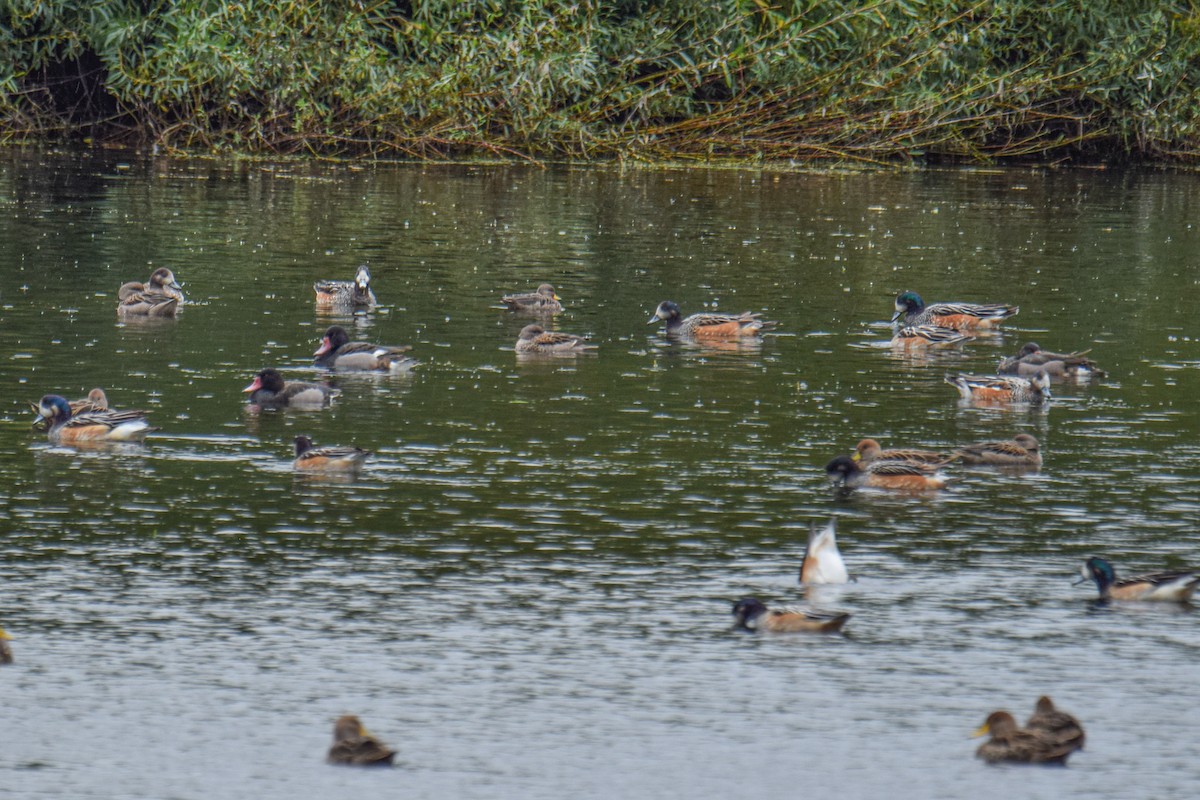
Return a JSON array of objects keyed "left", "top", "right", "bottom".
[
  {"left": 33, "top": 395, "right": 158, "bottom": 443},
  {"left": 1075, "top": 557, "right": 1199, "bottom": 602},
  {"left": 892, "top": 291, "right": 1018, "bottom": 330}
]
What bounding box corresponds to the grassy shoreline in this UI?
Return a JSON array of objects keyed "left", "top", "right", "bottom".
[{"left": 4, "top": 1, "right": 1199, "bottom": 164}]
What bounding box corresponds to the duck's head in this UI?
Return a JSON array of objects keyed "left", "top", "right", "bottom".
[
  {"left": 648, "top": 300, "right": 680, "bottom": 324},
  {"left": 825, "top": 455, "right": 860, "bottom": 483},
  {"left": 1075, "top": 556, "right": 1113, "bottom": 590},
  {"left": 853, "top": 439, "right": 882, "bottom": 462},
  {"left": 86, "top": 388, "right": 109, "bottom": 409},
  {"left": 35, "top": 394, "right": 72, "bottom": 426},
  {"left": 244, "top": 368, "right": 285, "bottom": 395},
  {"left": 354, "top": 265, "right": 372, "bottom": 290},
  {"left": 1030, "top": 370, "right": 1052, "bottom": 397},
  {"left": 149, "top": 267, "right": 182, "bottom": 292},
  {"left": 1013, "top": 434, "right": 1040, "bottom": 454},
  {"left": 1018, "top": 342, "right": 1042, "bottom": 357},
  {"left": 294, "top": 435, "right": 315, "bottom": 457},
  {"left": 1034, "top": 696, "right": 1057, "bottom": 714},
  {"left": 972, "top": 710, "right": 1018, "bottom": 739},
  {"left": 332, "top": 715, "right": 366, "bottom": 742},
  {"left": 315, "top": 325, "right": 350, "bottom": 357},
  {"left": 731, "top": 597, "right": 767, "bottom": 628},
  {"left": 536, "top": 284, "right": 559, "bottom": 300},
  {"left": 892, "top": 291, "right": 924, "bottom": 322},
  {"left": 518, "top": 324, "right": 545, "bottom": 341}
]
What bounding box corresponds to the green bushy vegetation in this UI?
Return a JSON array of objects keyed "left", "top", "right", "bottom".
[{"left": 2, "top": 0, "right": 1198, "bottom": 162}]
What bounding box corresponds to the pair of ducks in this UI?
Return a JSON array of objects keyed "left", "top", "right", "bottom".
[
  {"left": 32, "top": 390, "right": 158, "bottom": 444},
  {"left": 974, "top": 697, "right": 1086, "bottom": 765},
  {"left": 825, "top": 434, "right": 1042, "bottom": 491},
  {"left": 945, "top": 342, "right": 1104, "bottom": 403},
  {"left": 509, "top": 298, "right": 776, "bottom": 354}
]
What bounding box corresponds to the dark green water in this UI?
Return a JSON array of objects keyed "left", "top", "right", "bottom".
[{"left": 1, "top": 151, "right": 1198, "bottom": 799}]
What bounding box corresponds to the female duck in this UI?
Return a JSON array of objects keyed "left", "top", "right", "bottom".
[
  {"left": 647, "top": 300, "right": 775, "bottom": 338},
  {"left": 1026, "top": 696, "right": 1086, "bottom": 752},
  {"left": 243, "top": 369, "right": 338, "bottom": 408},
  {"left": 314, "top": 326, "right": 415, "bottom": 372},
  {"left": 825, "top": 455, "right": 947, "bottom": 491},
  {"left": 892, "top": 291, "right": 1018, "bottom": 330},
  {"left": 34, "top": 395, "right": 158, "bottom": 443},
  {"left": 293, "top": 436, "right": 371, "bottom": 471},
  {"left": 953, "top": 434, "right": 1042, "bottom": 467},
  {"left": 853, "top": 438, "right": 956, "bottom": 467},
  {"left": 117, "top": 267, "right": 185, "bottom": 317},
  {"left": 1075, "top": 556, "right": 1200, "bottom": 602},
  {"left": 314, "top": 264, "right": 376, "bottom": 309},
  {"left": 327, "top": 715, "right": 395, "bottom": 766},
  {"left": 945, "top": 372, "right": 1051, "bottom": 403},
  {"left": 972, "top": 710, "right": 1082, "bottom": 765},
  {"left": 800, "top": 519, "right": 849, "bottom": 585},
  {"left": 501, "top": 283, "right": 562, "bottom": 314},
  {"left": 515, "top": 324, "right": 597, "bottom": 354},
  {"left": 999, "top": 342, "right": 1105, "bottom": 378},
  {"left": 890, "top": 324, "right": 972, "bottom": 347}
]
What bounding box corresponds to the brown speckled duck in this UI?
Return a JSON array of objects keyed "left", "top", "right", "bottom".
[
  {"left": 501, "top": 283, "right": 562, "bottom": 314},
  {"left": 953, "top": 434, "right": 1042, "bottom": 467},
  {"left": 314, "top": 264, "right": 376, "bottom": 309},
  {"left": 853, "top": 438, "right": 957, "bottom": 467},
  {"left": 243, "top": 369, "right": 338, "bottom": 408},
  {"left": 117, "top": 267, "right": 185, "bottom": 317},
  {"left": 313, "top": 326, "right": 415, "bottom": 372},
  {"left": 1025, "top": 697, "right": 1086, "bottom": 752},
  {"left": 293, "top": 436, "right": 371, "bottom": 471},
  {"left": 515, "top": 324, "right": 596, "bottom": 354},
  {"left": 999, "top": 342, "right": 1105, "bottom": 378},
  {"left": 326, "top": 715, "right": 395, "bottom": 766}
]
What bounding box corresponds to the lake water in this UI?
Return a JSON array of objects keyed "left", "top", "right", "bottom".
[{"left": 1, "top": 152, "right": 1198, "bottom": 799}]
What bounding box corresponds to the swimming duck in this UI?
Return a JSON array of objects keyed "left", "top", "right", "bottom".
[
  {"left": 945, "top": 372, "right": 1051, "bottom": 403},
  {"left": 647, "top": 301, "right": 776, "bottom": 338},
  {"left": 33, "top": 395, "right": 158, "bottom": 443},
  {"left": 1075, "top": 556, "right": 1200, "bottom": 602},
  {"left": 327, "top": 715, "right": 395, "bottom": 766},
  {"left": 953, "top": 434, "right": 1042, "bottom": 467},
  {"left": 825, "top": 455, "right": 947, "bottom": 491},
  {"left": 890, "top": 324, "right": 973, "bottom": 347},
  {"left": 853, "top": 438, "right": 957, "bottom": 467},
  {"left": 501, "top": 283, "right": 563, "bottom": 314},
  {"left": 892, "top": 291, "right": 1018, "bottom": 330},
  {"left": 243, "top": 369, "right": 338, "bottom": 408},
  {"left": 731, "top": 597, "right": 850, "bottom": 633},
  {"left": 515, "top": 324, "right": 597, "bottom": 354},
  {"left": 313, "top": 325, "right": 416, "bottom": 372},
  {"left": 999, "top": 342, "right": 1105, "bottom": 378},
  {"left": 29, "top": 388, "right": 109, "bottom": 431},
  {"left": 314, "top": 264, "right": 376, "bottom": 308},
  {"left": 117, "top": 268, "right": 185, "bottom": 317},
  {"left": 972, "top": 710, "right": 1082, "bottom": 765},
  {"left": 293, "top": 436, "right": 371, "bottom": 471},
  {"left": 1026, "top": 696, "right": 1086, "bottom": 752},
  {"left": 0, "top": 628, "right": 11, "bottom": 665},
  {"left": 800, "top": 519, "right": 850, "bottom": 585}
]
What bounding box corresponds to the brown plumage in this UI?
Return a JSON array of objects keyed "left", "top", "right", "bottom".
[
  {"left": 732, "top": 598, "right": 850, "bottom": 633},
  {"left": 953, "top": 434, "right": 1042, "bottom": 467},
  {"left": 117, "top": 268, "right": 184, "bottom": 317},
  {"left": 999, "top": 342, "right": 1105, "bottom": 378},
  {"left": 648, "top": 300, "right": 775, "bottom": 338},
  {"left": 327, "top": 715, "right": 395, "bottom": 766},
  {"left": 1026, "top": 697, "right": 1086, "bottom": 752},
  {"left": 243, "top": 368, "right": 338, "bottom": 408},
  {"left": 293, "top": 436, "right": 371, "bottom": 471},
  {"left": 973, "top": 710, "right": 1082, "bottom": 765},
  {"left": 946, "top": 372, "right": 1051, "bottom": 403},
  {"left": 0, "top": 628, "right": 12, "bottom": 665},
  {"left": 515, "top": 324, "right": 596, "bottom": 354},
  {"left": 853, "top": 438, "right": 957, "bottom": 467},
  {"left": 825, "top": 455, "right": 947, "bottom": 491},
  {"left": 501, "top": 283, "right": 563, "bottom": 314}
]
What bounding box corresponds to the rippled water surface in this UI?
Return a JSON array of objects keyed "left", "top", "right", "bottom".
[{"left": 2, "top": 152, "right": 1199, "bottom": 799}]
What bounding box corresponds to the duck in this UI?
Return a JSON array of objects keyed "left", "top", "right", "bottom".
[
  {"left": 647, "top": 300, "right": 775, "bottom": 338},
  {"left": 242, "top": 368, "right": 338, "bottom": 408},
  {"left": 515, "top": 324, "right": 597, "bottom": 354},
  {"left": 853, "top": 438, "right": 957, "bottom": 467},
  {"left": 825, "top": 455, "right": 947, "bottom": 491},
  {"left": 117, "top": 267, "right": 185, "bottom": 317},
  {"left": 1075, "top": 556, "right": 1200, "bottom": 602},
  {"left": 501, "top": 283, "right": 563, "bottom": 314},
  {"left": 0, "top": 628, "right": 11, "bottom": 665},
  {"left": 731, "top": 597, "right": 850, "bottom": 633},
  {"left": 945, "top": 372, "right": 1051, "bottom": 403},
  {"left": 1026, "top": 696, "right": 1086, "bottom": 752},
  {"left": 314, "top": 264, "right": 376, "bottom": 308},
  {"left": 999, "top": 342, "right": 1105, "bottom": 378},
  {"left": 890, "top": 324, "right": 973, "bottom": 347},
  {"left": 293, "top": 436, "right": 371, "bottom": 471},
  {"left": 800, "top": 519, "right": 849, "bottom": 585},
  {"left": 953, "top": 434, "right": 1042, "bottom": 467},
  {"left": 29, "top": 388, "right": 109, "bottom": 431},
  {"left": 313, "top": 325, "right": 416, "bottom": 372},
  {"left": 33, "top": 394, "right": 158, "bottom": 443},
  {"left": 972, "top": 710, "right": 1082, "bottom": 765},
  {"left": 326, "top": 715, "right": 395, "bottom": 766},
  {"left": 892, "top": 291, "right": 1018, "bottom": 330}
]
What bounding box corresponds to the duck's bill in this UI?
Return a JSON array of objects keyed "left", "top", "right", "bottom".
[
  {"left": 890, "top": 310, "right": 903, "bottom": 323},
  {"left": 970, "top": 723, "right": 990, "bottom": 738},
  {"left": 242, "top": 377, "right": 263, "bottom": 393}
]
